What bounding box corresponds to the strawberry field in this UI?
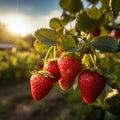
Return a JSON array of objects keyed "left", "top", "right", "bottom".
[
  {"left": 0, "top": 50, "right": 42, "bottom": 86},
  {"left": 1, "top": 0, "right": 120, "bottom": 120}
]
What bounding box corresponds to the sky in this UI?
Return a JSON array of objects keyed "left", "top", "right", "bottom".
[
  {"left": 0, "top": 0, "right": 62, "bottom": 36},
  {"left": 0, "top": 0, "right": 91, "bottom": 36}
]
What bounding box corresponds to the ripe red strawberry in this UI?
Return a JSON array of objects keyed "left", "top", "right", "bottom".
[
  {"left": 111, "top": 30, "right": 120, "bottom": 39},
  {"left": 91, "top": 27, "right": 100, "bottom": 37},
  {"left": 30, "top": 73, "right": 53, "bottom": 101},
  {"left": 58, "top": 77, "right": 75, "bottom": 91},
  {"left": 78, "top": 70, "right": 106, "bottom": 104},
  {"left": 58, "top": 56, "right": 82, "bottom": 90},
  {"left": 45, "top": 60, "right": 61, "bottom": 82}
]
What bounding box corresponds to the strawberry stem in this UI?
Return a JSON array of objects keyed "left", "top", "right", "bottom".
[
  {"left": 53, "top": 46, "right": 56, "bottom": 60},
  {"left": 89, "top": 48, "right": 98, "bottom": 70},
  {"left": 43, "top": 46, "right": 54, "bottom": 71}
]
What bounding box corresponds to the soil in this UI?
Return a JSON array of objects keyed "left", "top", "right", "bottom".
[
  {"left": 0, "top": 81, "right": 101, "bottom": 120},
  {"left": 0, "top": 81, "right": 74, "bottom": 120}
]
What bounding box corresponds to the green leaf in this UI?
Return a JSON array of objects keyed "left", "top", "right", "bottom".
[
  {"left": 61, "top": 14, "right": 75, "bottom": 26},
  {"left": 59, "top": 0, "right": 83, "bottom": 14},
  {"left": 104, "top": 24, "right": 117, "bottom": 31},
  {"left": 49, "top": 18, "right": 64, "bottom": 31},
  {"left": 102, "top": 0, "right": 110, "bottom": 12},
  {"left": 34, "top": 40, "right": 54, "bottom": 59},
  {"left": 97, "top": 85, "right": 112, "bottom": 110},
  {"left": 104, "top": 111, "right": 120, "bottom": 120},
  {"left": 76, "top": 8, "right": 106, "bottom": 34},
  {"left": 35, "top": 29, "right": 57, "bottom": 46},
  {"left": 90, "top": 36, "right": 119, "bottom": 52},
  {"left": 106, "top": 61, "right": 120, "bottom": 89},
  {"left": 56, "top": 35, "right": 81, "bottom": 52},
  {"left": 98, "top": 86, "right": 120, "bottom": 116},
  {"left": 64, "top": 46, "right": 82, "bottom": 52},
  {"left": 49, "top": 16, "right": 75, "bottom": 31},
  {"left": 106, "top": 91, "right": 120, "bottom": 115},
  {"left": 82, "top": 54, "right": 93, "bottom": 67},
  {"left": 34, "top": 40, "right": 50, "bottom": 54},
  {"left": 110, "top": 0, "right": 120, "bottom": 17}
]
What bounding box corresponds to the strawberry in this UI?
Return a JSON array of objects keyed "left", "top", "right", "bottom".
[
  {"left": 30, "top": 72, "right": 53, "bottom": 101},
  {"left": 111, "top": 30, "right": 120, "bottom": 39},
  {"left": 91, "top": 27, "right": 100, "bottom": 37},
  {"left": 58, "top": 55, "right": 82, "bottom": 90},
  {"left": 78, "top": 70, "right": 106, "bottom": 104},
  {"left": 45, "top": 60, "right": 61, "bottom": 82},
  {"left": 58, "top": 77, "right": 75, "bottom": 91}
]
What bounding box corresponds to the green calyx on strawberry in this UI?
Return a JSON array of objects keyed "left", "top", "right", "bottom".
[
  {"left": 45, "top": 60, "right": 61, "bottom": 82},
  {"left": 30, "top": 71, "right": 53, "bottom": 101},
  {"left": 58, "top": 54, "right": 82, "bottom": 90},
  {"left": 78, "top": 69, "right": 106, "bottom": 104}
]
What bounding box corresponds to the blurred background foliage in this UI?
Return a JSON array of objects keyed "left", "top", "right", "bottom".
[{"left": 0, "top": 22, "right": 43, "bottom": 86}]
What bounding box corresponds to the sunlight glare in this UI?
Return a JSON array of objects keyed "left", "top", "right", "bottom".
[
  {"left": 3, "top": 14, "right": 31, "bottom": 36},
  {"left": 8, "top": 21, "right": 29, "bottom": 36}
]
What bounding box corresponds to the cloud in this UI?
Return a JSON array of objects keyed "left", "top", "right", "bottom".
[
  {"left": 0, "top": 13, "right": 32, "bottom": 36},
  {"left": 0, "top": 10, "right": 62, "bottom": 35},
  {"left": 30, "top": 10, "right": 62, "bottom": 33}
]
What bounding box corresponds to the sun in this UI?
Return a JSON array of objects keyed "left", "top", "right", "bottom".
[
  {"left": 8, "top": 20, "right": 29, "bottom": 36},
  {"left": 6, "top": 14, "right": 31, "bottom": 36}
]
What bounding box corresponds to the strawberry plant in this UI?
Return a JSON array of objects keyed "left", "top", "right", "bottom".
[
  {"left": 0, "top": 50, "right": 42, "bottom": 86},
  {"left": 30, "top": 0, "right": 120, "bottom": 119}
]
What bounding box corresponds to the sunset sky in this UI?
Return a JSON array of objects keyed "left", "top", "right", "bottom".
[
  {"left": 0, "top": 0, "right": 61, "bottom": 36},
  {"left": 0, "top": 0, "right": 90, "bottom": 36}
]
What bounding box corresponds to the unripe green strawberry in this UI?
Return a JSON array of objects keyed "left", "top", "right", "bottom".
[
  {"left": 45, "top": 60, "right": 61, "bottom": 82},
  {"left": 58, "top": 56, "right": 82, "bottom": 90},
  {"left": 78, "top": 70, "right": 106, "bottom": 104},
  {"left": 30, "top": 72, "right": 53, "bottom": 101}
]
